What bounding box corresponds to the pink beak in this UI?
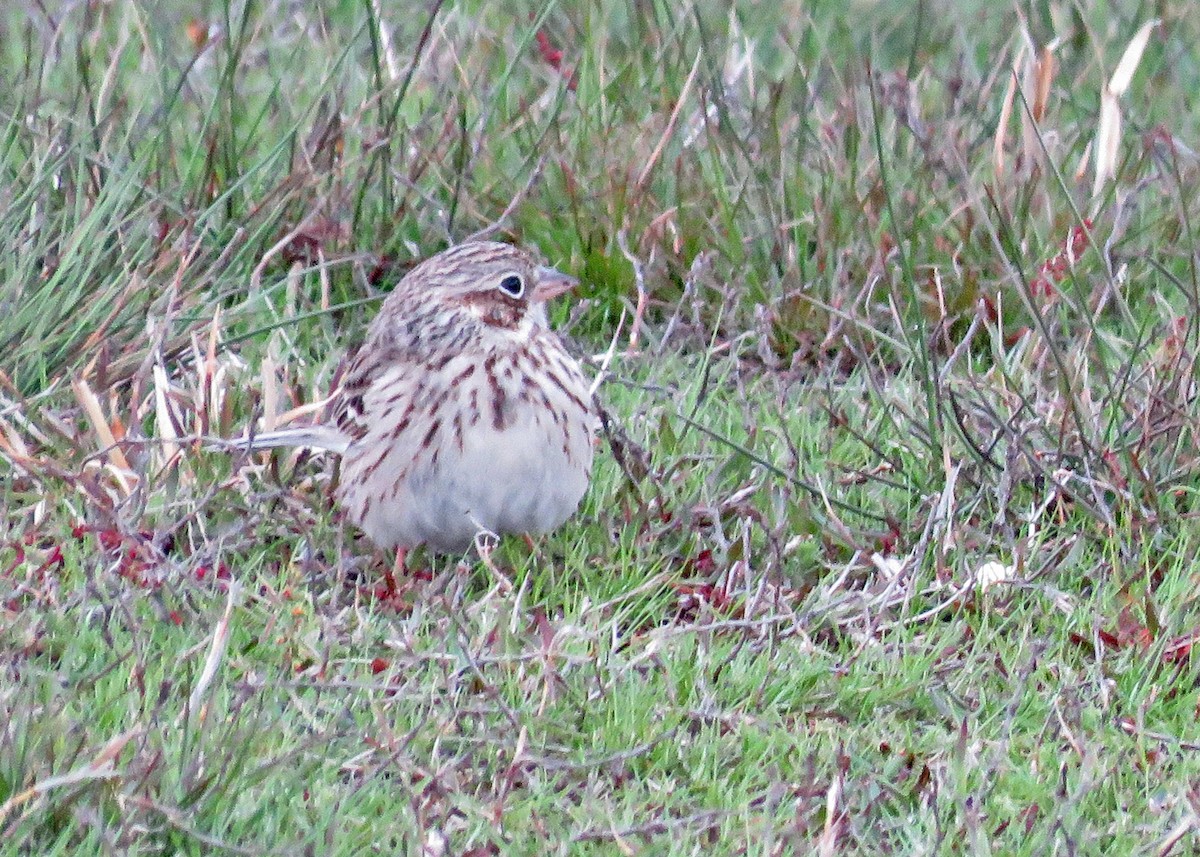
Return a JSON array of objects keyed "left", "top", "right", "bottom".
[{"left": 532, "top": 265, "right": 579, "bottom": 302}]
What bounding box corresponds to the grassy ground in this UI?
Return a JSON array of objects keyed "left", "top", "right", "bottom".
[{"left": 3, "top": 0, "right": 1200, "bottom": 853}]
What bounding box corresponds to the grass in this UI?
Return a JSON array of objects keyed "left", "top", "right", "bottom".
[{"left": 3, "top": 0, "right": 1200, "bottom": 853}]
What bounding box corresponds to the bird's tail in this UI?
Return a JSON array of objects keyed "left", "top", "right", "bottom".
[{"left": 211, "top": 425, "right": 351, "bottom": 455}]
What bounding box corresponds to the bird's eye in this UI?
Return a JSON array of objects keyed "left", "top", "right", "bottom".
[{"left": 497, "top": 273, "right": 525, "bottom": 298}]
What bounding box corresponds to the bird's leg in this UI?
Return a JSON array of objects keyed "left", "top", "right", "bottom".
[
  {"left": 475, "top": 533, "right": 513, "bottom": 593},
  {"left": 383, "top": 546, "right": 407, "bottom": 599}
]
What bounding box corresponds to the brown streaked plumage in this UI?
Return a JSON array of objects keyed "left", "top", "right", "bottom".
[{"left": 239, "top": 241, "right": 596, "bottom": 553}]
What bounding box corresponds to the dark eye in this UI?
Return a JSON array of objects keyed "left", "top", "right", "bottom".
[{"left": 497, "top": 273, "right": 524, "bottom": 298}]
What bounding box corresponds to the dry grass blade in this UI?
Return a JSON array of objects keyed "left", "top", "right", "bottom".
[
  {"left": 152, "top": 363, "right": 182, "bottom": 472},
  {"left": 818, "top": 765, "right": 845, "bottom": 856},
  {"left": 1031, "top": 43, "right": 1055, "bottom": 121},
  {"left": 71, "top": 377, "right": 133, "bottom": 479},
  {"left": 993, "top": 50, "right": 1021, "bottom": 179},
  {"left": 369, "top": 0, "right": 402, "bottom": 80},
  {"left": 260, "top": 347, "right": 280, "bottom": 433},
  {"left": 1109, "top": 19, "right": 1159, "bottom": 96},
  {"left": 1093, "top": 19, "right": 1159, "bottom": 199},
  {"left": 0, "top": 726, "right": 143, "bottom": 826},
  {"left": 183, "top": 580, "right": 242, "bottom": 724},
  {"left": 1093, "top": 91, "right": 1122, "bottom": 200},
  {"left": 633, "top": 50, "right": 703, "bottom": 196},
  {"left": 996, "top": 35, "right": 1058, "bottom": 182},
  {"left": 1020, "top": 40, "right": 1057, "bottom": 170},
  {"left": 1156, "top": 813, "right": 1198, "bottom": 857},
  {"left": 0, "top": 416, "right": 31, "bottom": 461}
]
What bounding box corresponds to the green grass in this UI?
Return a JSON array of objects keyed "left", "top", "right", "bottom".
[{"left": 4, "top": 0, "right": 1200, "bottom": 853}]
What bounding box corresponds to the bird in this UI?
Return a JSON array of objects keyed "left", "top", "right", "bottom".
[{"left": 236, "top": 240, "right": 597, "bottom": 562}]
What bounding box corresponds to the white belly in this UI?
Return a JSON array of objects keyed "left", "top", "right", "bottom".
[
  {"left": 396, "top": 416, "right": 591, "bottom": 551},
  {"left": 337, "top": 348, "right": 595, "bottom": 552}
]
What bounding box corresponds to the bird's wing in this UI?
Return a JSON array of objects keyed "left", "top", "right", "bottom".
[{"left": 330, "top": 338, "right": 419, "bottom": 442}]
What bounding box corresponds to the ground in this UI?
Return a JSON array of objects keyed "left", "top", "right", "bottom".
[{"left": 3, "top": 1, "right": 1200, "bottom": 854}]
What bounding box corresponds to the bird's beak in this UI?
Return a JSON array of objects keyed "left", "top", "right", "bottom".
[{"left": 532, "top": 266, "right": 579, "bottom": 302}]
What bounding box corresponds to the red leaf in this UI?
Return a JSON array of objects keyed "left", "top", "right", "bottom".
[
  {"left": 535, "top": 31, "right": 563, "bottom": 68},
  {"left": 532, "top": 607, "right": 556, "bottom": 650},
  {"left": 1163, "top": 629, "right": 1200, "bottom": 663},
  {"left": 533, "top": 29, "right": 577, "bottom": 91},
  {"left": 1116, "top": 604, "right": 1152, "bottom": 649}
]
